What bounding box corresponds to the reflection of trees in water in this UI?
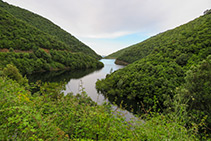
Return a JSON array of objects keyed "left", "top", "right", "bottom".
[
  {"left": 27, "top": 67, "right": 102, "bottom": 83},
  {"left": 104, "top": 94, "right": 143, "bottom": 116}
]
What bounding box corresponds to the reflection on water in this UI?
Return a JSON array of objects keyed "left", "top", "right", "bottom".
[
  {"left": 107, "top": 95, "right": 139, "bottom": 113},
  {"left": 27, "top": 68, "right": 101, "bottom": 83},
  {"left": 27, "top": 59, "right": 139, "bottom": 121}
]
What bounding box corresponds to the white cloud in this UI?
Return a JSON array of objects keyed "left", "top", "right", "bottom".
[{"left": 84, "top": 31, "right": 135, "bottom": 39}]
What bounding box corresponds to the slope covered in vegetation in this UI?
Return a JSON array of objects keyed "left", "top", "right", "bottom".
[
  {"left": 0, "top": 0, "right": 101, "bottom": 59},
  {"left": 0, "top": 2, "right": 103, "bottom": 74},
  {"left": 96, "top": 11, "right": 211, "bottom": 132}
]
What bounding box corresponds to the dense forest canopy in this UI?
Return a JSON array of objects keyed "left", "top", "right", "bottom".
[
  {"left": 0, "top": 0, "right": 101, "bottom": 59},
  {"left": 97, "top": 10, "right": 211, "bottom": 131},
  {"left": 0, "top": 1, "right": 103, "bottom": 74}
]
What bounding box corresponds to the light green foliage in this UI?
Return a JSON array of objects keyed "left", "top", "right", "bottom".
[
  {"left": 2, "top": 64, "right": 22, "bottom": 81},
  {"left": 0, "top": 75, "right": 198, "bottom": 140},
  {"left": 0, "top": 78, "right": 62, "bottom": 140},
  {"left": 2, "top": 64, "right": 28, "bottom": 86}
]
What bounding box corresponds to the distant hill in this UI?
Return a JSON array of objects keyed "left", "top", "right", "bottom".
[
  {"left": 96, "top": 10, "right": 211, "bottom": 127},
  {"left": 107, "top": 11, "right": 211, "bottom": 64},
  {"left": 0, "top": 1, "right": 103, "bottom": 74},
  {"left": 105, "top": 47, "right": 131, "bottom": 59},
  {"left": 0, "top": 0, "right": 101, "bottom": 59}
]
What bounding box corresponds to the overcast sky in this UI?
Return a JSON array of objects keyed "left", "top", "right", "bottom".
[{"left": 3, "top": 0, "right": 211, "bottom": 55}]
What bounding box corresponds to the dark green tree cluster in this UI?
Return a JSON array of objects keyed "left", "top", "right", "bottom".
[
  {"left": 0, "top": 0, "right": 101, "bottom": 59},
  {"left": 50, "top": 50, "right": 103, "bottom": 69},
  {"left": 0, "top": 48, "right": 103, "bottom": 74},
  {"left": 96, "top": 11, "right": 211, "bottom": 132}
]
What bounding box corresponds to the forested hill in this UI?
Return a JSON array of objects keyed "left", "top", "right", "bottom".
[
  {"left": 96, "top": 10, "right": 211, "bottom": 130},
  {"left": 0, "top": 4, "right": 103, "bottom": 74},
  {"left": 107, "top": 10, "right": 211, "bottom": 64},
  {"left": 0, "top": 0, "right": 101, "bottom": 59},
  {"left": 0, "top": 8, "right": 69, "bottom": 51}
]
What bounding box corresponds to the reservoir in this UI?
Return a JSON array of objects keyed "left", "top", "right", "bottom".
[{"left": 62, "top": 59, "right": 124, "bottom": 104}]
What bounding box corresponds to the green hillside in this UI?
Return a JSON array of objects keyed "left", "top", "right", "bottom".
[
  {"left": 0, "top": 8, "right": 68, "bottom": 51},
  {"left": 0, "top": 0, "right": 101, "bottom": 59},
  {"left": 96, "top": 11, "right": 211, "bottom": 130},
  {"left": 0, "top": 5, "right": 103, "bottom": 74}
]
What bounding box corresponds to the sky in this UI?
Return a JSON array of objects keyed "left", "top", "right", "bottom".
[{"left": 3, "top": 0, "right": 211, "bottom": 55}]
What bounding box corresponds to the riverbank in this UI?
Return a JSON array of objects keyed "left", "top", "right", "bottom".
[{"left": 115, "top": 59, "right": 129, "bottom": 65}]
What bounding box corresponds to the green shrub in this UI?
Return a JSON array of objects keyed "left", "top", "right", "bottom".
[
  {"left": 0, "top": 75, "right": 200, "bottom": 140},
  {"left": 2, "top": 64, "right": 22, "bottom": 81},
  {"left": 2, "top": 64, "right": 28, "bottom": 86}
]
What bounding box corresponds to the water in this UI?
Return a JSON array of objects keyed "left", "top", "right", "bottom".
[
  {"left": 28, "top": 59, "right": 138, "bottom": 121},
  {"left": 63, "top": 59, "right": 123, "bottom": 104}
]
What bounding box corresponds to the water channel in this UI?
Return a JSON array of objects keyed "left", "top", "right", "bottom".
[{"left": 28, "top": 59, "right": 137, "bottom": 121}]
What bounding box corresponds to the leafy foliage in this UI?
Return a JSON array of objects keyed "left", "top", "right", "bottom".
[
  {"left": 0, "top": 71, "right": 199, "bottom": 140},
  {"left": 2, "top": 64, "right": 28, "bottom": 86},
  {"left": 180, "top": 55, "right": 211, "bottom": 131}
]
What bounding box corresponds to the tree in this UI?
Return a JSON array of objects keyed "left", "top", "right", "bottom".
[
  {"left": 183, "top": 55, "right": 211, "bottom": 130},
  {"left": 204, "top": 9, "right": 211, "bottom": 15}
]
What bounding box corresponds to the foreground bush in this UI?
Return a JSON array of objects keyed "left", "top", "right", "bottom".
[{"left": 0, "top": 75, "right": 201, "bottom": 140}]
